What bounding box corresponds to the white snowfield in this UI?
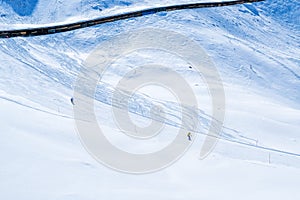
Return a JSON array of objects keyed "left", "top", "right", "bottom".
[{"left": 0, "top": 0, "right": 300, "bottom": 199}]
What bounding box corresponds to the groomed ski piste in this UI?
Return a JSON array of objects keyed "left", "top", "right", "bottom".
[{"left": 0, "top": 0, "right": 300, "bottom": 199}]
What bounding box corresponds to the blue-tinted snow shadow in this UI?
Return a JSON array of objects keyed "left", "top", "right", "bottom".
[{"left": 2, "top": 0, "right": 38, "bottom": 16}]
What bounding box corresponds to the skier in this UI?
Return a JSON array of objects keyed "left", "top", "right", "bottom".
[
  {"left": 187, "top": 132, "right": 192, "bottom": 141},
  {"left": 70, "top": 97, "right": 75, "bottom": 105}
]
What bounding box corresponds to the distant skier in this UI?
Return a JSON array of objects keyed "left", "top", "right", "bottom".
[
  {"left": 187, "top": 132, "right": 192, "bottom": 141},
  {"left": 70, "top": 97, "right": 75, "bottom": 105}
]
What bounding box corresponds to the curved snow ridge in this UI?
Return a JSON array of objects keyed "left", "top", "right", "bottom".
[
  {"left": 70, "top": 78, "right": 260, "bottom": 147},
  {"left": 3, "top": 85, "right": 300, "bottom": 166},
  {"left": 0, "top": 0, "right": 264, "bottom": 38},
  {"left": 0, "top": 95, "right": 72, "bottom": 120}
]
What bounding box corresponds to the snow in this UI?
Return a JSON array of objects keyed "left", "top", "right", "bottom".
[
  {"left": 0, "top": 0, "right": 300, "bottom": 199},
  {"left": 1, "top": 95, "right": 300, "bottom": 200}
]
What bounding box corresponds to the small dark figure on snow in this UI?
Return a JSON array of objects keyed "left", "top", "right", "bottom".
[
  {"left": 187, "top": 132, "right": 192, "bottom": 141},
  {"left": 70, "top": 97, "right": 75, "bottom": 105}
]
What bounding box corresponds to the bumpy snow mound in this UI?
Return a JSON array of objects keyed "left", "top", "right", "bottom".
[
  {"left": 0, "top": 0, "right": 134, "bottom": 25},
  {"left": 1, "top": 0, "right": 38, "bottom": 16},
  {"left": 257, "top": 0, "right": 300, "bottom": 30}
]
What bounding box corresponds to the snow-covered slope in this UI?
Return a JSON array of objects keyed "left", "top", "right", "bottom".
[{"left": 0, "top": 0, "right": 299, "bottom": 199}]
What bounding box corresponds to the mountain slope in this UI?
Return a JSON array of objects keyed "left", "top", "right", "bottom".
[{"left": 0, "top": 0, "right": 300, "bottom": 199}]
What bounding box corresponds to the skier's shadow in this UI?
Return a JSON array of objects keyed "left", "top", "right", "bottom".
[{"left": 2, "top": 0, "right": 39, "bottom": 16}]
